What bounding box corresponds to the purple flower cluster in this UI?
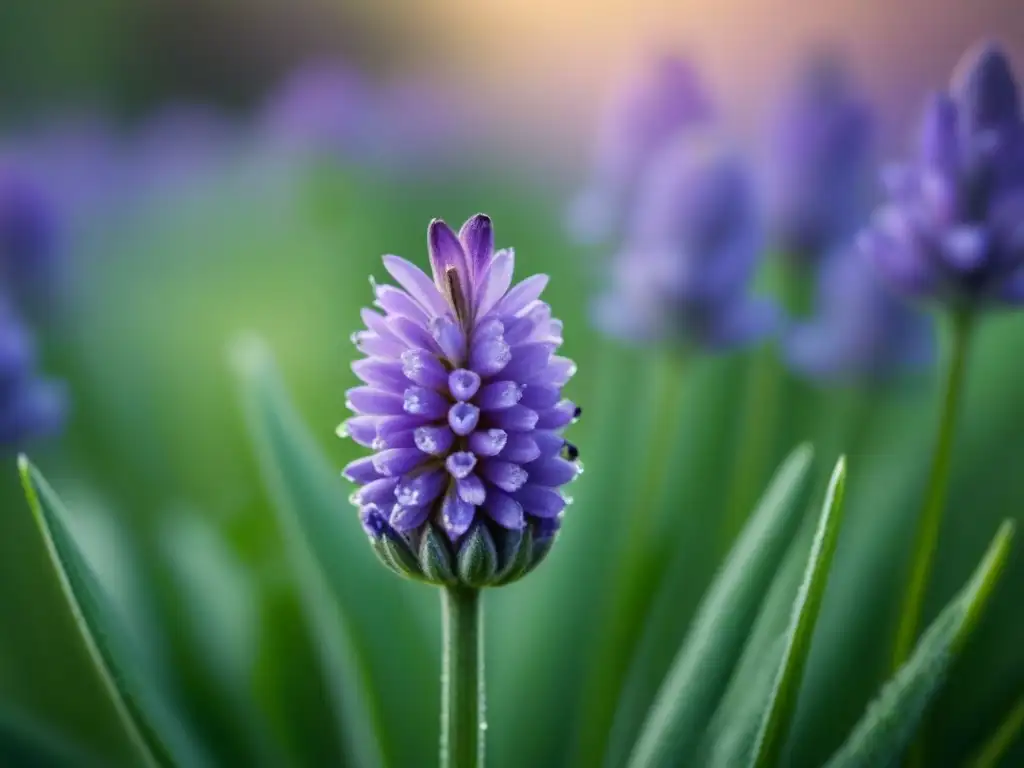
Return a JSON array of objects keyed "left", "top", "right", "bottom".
[
  {"left": 765, "top": 54, "right": 873, "bottom": 265},
  {"left": 860, "top": 43, "right": 1024, "bottom": 311},
  {"left": 0, "top": 160, "right": 60, "bottom": 303},
  {"left": 567, "top": 55, "right": 712, "bottom": 245},
  {"left": 594, "top": 134, "right": 775, "bottom": 348},
  {"left": 0, "top": 298, "right": 65, "bottom": 448},
  {"left": 341, "top": 215, "right": 580, "bottom": 587},
  {"left": 785, "top": 246, "right": 935, "bottom": 382}
]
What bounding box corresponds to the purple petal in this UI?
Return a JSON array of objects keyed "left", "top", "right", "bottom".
[
  {"left": 377, "top": 414, "right": 431, "bottom": 441},
  {"left": 430, "top": 316, "right": 467, "bottom": 366},
  {"left": 532, "top": 430, "right": 566, "bottom": 459},
  {"left": 354, "top": 332, "right": 404, "bottom": 358},
  {"left": 477, "top": 380, "right": 524, "bottom": 410},
  {"left": 459, "top": 214, "right": 494, "bottom": 279},
  {"left": 448, "top": 369, "right": 482, "bottom": 401},
  {"left": 942, "top": 226, "right": 989, "bottom": 271},
  {"left": 372, "top": 448, "right": 428, "bottom": 476},
  {"left": 390, "top": 504, "right": 431, "bottom": 532},
  {"left": 429, "top": 219, "right": 471, "bottom": 290},
  {"left": 347, "top": 387, "right": 406, "bottom": 416},
  {"left": 528, "top": 355, "right": 577, "bottom": 386},
  {"left": 374, "top": 284, "right": 430, "bottom": 325},
  {"left": 360, "top": 505, "right": 389, "bottom": 538},
  {"left": 352, "top": 359, "right": 408, "bottom": 389},
  {"left": 354, "top": 477, "right": 401, "bottom": 505},
  {"left": 382, "top": 254, "right": 450, "bottom": 318},
  {"left": 449, "top": 402, "right": 481, "bottom": 435},
  {"left": 514, "top": 485, "right": 566, "bottom": 518},
  {"left": 475, "top": 248, "right": 515, "bottom": 318},
  {"left": 442, "top": 488, "right": 476, "bottom": 539},
  {"left": 340, "top": 415, "right": 377, "bottom": 447},
  {"left": 483, "top": 489, "right": 525, "bottom": 530},
  {"left": 388, "top": 315, "right": 440, "bottom": 352},
  {"left": 497, "top": 344, "right": 552, "bottom": 382},
  {"left": 401, "top": 349, "right": 448, "bottom": 390},
  {"left": 536, "top": 400, "right": 578, "bottom": 429},
  {"left": 525, "top": 457, "right": 579, "bottom": 487},
  {"left": 446, "top": 451, "right": 478, "bottom": 479},
  {"left": 488, "top": 404, "right": 539, "bottom": 432},
  {"left": 492, "top": 274, "right": 549, "bottom": 317},
  {"left": 499, "top": 434, "right": 541, "bottom": 463},
  {"left": 360, "top": 308, "right": 399, "bottom": 340},
  {"left": 374, "top": 429, "right": 417, "bottom": 449},
  {"left": 457, "top": 474, "right": 487, "bottom": 505},
  {"left": 414, "top": 424, "right": 455, "bottom": 456},
  {"left": 519, "top": 384, "right": 560, "bottom": 410},
  {"left": 468, "top": 429, "right": 507, "bottom": 457},
  {"left": 480, "top": 460, "right": 529, "bottom": 492},
  {"left": 403, "top": 386, "right": 449, "bottom": 418},
  {"left": 469, "top": 337, "right": 511, "bottom": 377},
  {"left": 342, "top": 456, "right": 382, "bottom": 484},
  {"left": 395, "top": 469, "right": 447, "bottom": 507}
]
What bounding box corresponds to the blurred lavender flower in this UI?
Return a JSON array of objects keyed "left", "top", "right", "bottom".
[
  {"left": 859, "top": 43, "right": 1024, "bottom": 311},
  {"left": 340, "top": 215, "right": 580, "bottom": 587},
  {"left": 0, "top": 298, "right": 65, "bottom": 448},
  {"left": 567, "top": 55, "right": 713, "bottom": 245},
  {"left": 785, "top": 246, "right": 936, "bottom": 381},
  {"left": 0, "top": 159, "right": 60, "bottom": 302},
  {"left": 765, "top": 54, "right": 873, "bottom": 265},
  {"left": 259, "top": 60, "right": 472, "bottom": 174},
  {"left": 594, "top": 134, "right": 775, "bottom": 348}
]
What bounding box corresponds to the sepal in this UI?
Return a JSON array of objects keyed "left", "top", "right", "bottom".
[{"left": 456, "top": 523, "right": 499, "bottom": 587}]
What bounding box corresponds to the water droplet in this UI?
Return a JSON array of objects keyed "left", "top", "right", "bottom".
[
  {"left": 575, "top": 461, "right": 585, "bottom": 476},
  {"left": 564, "top": 495, "right": 575, "bottom": 506},
  {"left": 480, "top": 722, "right": 489, "bottom": 732},
  {"left": 337, "top": 423, "right": 350, "bottom": 438}
]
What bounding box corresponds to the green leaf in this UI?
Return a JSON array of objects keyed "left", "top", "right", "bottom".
[
  {"left": 749, "top": 457, "right": 848, "bottom": 768},
  {"left": 967, "top": 695, "right": 1024, "bottom": 768},
  {"left": 824, "top": 519, "right": 1015, "bottom": 768},
  {"left": 0, "top": 706, "right": 102, "bottom": 768},
  {"left": 234, "top": 336, "right": 438, "bottom": 768},
  {"left": 626, "top": 444, "right": 816, "bottom": 768},
  {"left": 18, "top": 457, "right": 213, "bottom": 768}
]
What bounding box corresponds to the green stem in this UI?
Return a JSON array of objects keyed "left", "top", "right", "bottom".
[
  {"left": 441, "top": 588, "right": 484, "bottom": 768},
  {"left": 891, "top": 311, "right": 974, "bottom": 675}
]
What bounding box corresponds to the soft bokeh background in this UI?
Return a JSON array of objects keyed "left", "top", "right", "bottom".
[{"left": 1, "top": 1, "right": 1023, "bottom": 766}]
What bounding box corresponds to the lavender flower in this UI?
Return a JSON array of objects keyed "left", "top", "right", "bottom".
[
  {"left": 0, "top": 160, "right": 60, "bottom": 303},
  {"left": 859, "top": 43, "right": 1024, "bottom": 311},
  {"left": 765, "top": 55, "right": 873, "bottom": 265},
  {"left": 340, "top": 215, "right": 580, "bottom": 587},
  {"left": 0, "top": 298, "right": 65, "bottom": 448},
  {"left": 567, "top": 55, "right": 712, "bottom": 245},
  {"left": 785, "top": 247, "right": 936, "bottom": 381},
  {"left": 594, "top": 134, "right": 775, "bottom": 348}
]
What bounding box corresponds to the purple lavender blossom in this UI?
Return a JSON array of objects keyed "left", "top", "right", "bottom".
[
  {"left": 0, "top": 298, "right": 65, "bottom": 448},
  {"left": 340, "top": 215, "right": 580, "bottom": 587},
  {"left": 859, "top": 43, "right": 1024, "bottom": 310},
  {"left": 785, "top": 246, "right": 936, "bottom": 381},
  {"left": 594, "top": 134, "right": 775, "bottom": 348},
  {"left": 765, "top": 54, "right": 873, "bottom": 265},
  {"left": 567, "top": 55, "right": 713, "bottom": 245},
  {"left": 259, "top": 60, "right": 472, "bottom": 174},
  {"left": 0, "top": 159, "right": 60, "bottom": 302}
]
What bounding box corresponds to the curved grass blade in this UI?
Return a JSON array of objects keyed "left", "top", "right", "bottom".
[
  {"left": 699, "top": 516, "right": 818, "bottom": 768},
  {"left": 18, "top": 457, "right": 212, "bottom": 768},
  {"left": 234, "top": 336, "right": 436, "bottom": 768},
  {"left": 967, "top": 695, "right": 1024, "bottom": 768},
  {"left": 750, "top": 457, "right": 848, "bottom": 768},
  {"left": 626, "top": 444, "right": 815, "bottom": 768},
  {"left": 824, "top": 520, "right": 1015, "bottom": 768}
]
